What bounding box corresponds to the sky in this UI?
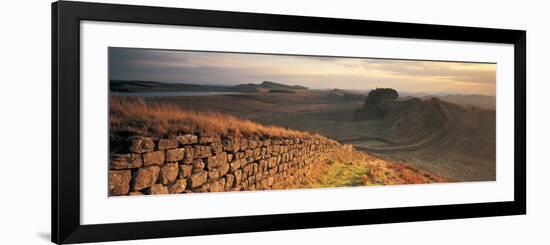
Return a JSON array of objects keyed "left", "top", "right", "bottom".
[{"left": 109, "top": 47, "right": 496, "bottom": 95}]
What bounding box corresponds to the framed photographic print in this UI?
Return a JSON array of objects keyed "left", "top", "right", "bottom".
[{"left": 52, "top": 1, "right": 526, "bottom": 244}]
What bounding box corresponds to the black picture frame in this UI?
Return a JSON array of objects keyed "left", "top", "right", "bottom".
[{"left": 52, "top": 1, "right": 526, "bottom": 244}]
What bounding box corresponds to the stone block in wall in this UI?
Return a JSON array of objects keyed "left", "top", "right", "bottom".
[
  {"left": 189, "top": 170, "right": 208, "bottom": 188},
  {"left": 259, "top": 179, "right": 268, "bottom": 189},
  {"left": 218, "top": 152, "right": 228, "bottom": 164},
  {"left": 144, "top": 184, "right": 169, "bottom": 195},
  {"left": 253, "top": 148, "right": 262, "bottom": 160},
  {"left": 244, "top": 149, "right": 253, "bottom": 158},
  {"left": 268, "top": 157, "right": 277, "bottom": 169},
  {"left": 229, "top": 159, "right": 243, "bottom": 172},
  {"left": 256, "top": 171, "right": 263, "bottom": 180},
  {"left": 218, "top": 162, "right": 230, "bottom": 176},
  {"left": 199, "top": 134, "right": 218, "bottom": 144},
  {"left": 239, "top": 138, "right": 248, "bottom": 150},
  {"left": 126, "top": 136, "right": 155, "bottom": 153},
  {"left": 210, "top": 178, "right": 225, "bottom": 192},
  {"left": 165, "top": 148, "right": 184, "bottom": 162},
  {"left": 182, "top": 146, "right": 194, "bottom": 164},
  {"left": 243, "top": 164, "right": 253, "bottom": 177},
  {"left": 252, "top": 163, "right": 259, "bottom": 174},
  {"left": 258, "top": 159, "right": 267, "bottom": 172},
  {"left": 143, "top": 151, "right": 165, "bottom": 166},
  {"left": 241, "top": 179, "right": 249, "bottom": 189},
  {"left": 254, "top": 180, "right": 262, "bottom": 190},
  {"left": 211, "top": 142, "right": 223, "bottom": 154},
  {"left": 132, "top": 166, "right": 160, "bottom": 191},
  {"left": 235, "top": 151, "right": 245, "bottom": 159},
  {"left": 176, "top": 134, "right": 198, "bottom": 145},
  {"left": 179, "top": 164, "right": 193, "bottom": 178},
  {"left": 158, "top": 163, "right": 179, "bottom": 185},
  {"left": 157, "top": 139, "right": 178, "bottom": 150},
  {"left": 129, "top": 191, "right": 143, "bottom": 196},
  {"left": 232, "top": 185, "right": 242, "bottom": 192},
  {"left": 208, "top": 169, "right": 220, "bottom": 181},
  {"left": 234, "top": 170, "right": 242, "bottom": 186},
  {"left": 227, "top": 153, "right": 233, "bottom": 163},
  {"left": 192, "top": 159, "right": 205, "bottom": 172},
  {"left": 205, "top": 155, "right": 222, "bottom": 169},
  {"left": 193, "top": 183, "right": 210, "bottom": 193},
  {"left": 224, "top": 174, "right": 234, "bottom": 191},
  {"left": 109, "top": 153, "right": 142, "bottom": 170},
  {"left": 109, "top": 170, "right": 131, "bottom": 196},
  {"left": 168, "top": 179, "right": 187, "bottom": 194},
  {"left": 248, "top": 176, "right": 256, "bottom": 185},
  {"left": 194, "top": 145, "right": 212, "bottom": 159},
  {"left": 222, "top": 138, "right": 240, "bottom": 153}
]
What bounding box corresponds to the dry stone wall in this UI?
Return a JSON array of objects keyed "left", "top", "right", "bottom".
[{"left": 109, "top": 134, "right": 352, "bottom": 196}]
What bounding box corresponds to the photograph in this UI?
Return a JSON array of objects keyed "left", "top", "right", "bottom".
[{"left": 107, "top": 47, "right": 496, "bottom": 196}]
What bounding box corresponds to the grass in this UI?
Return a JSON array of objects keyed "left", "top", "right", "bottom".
[
  {"left": 110, "top": 96, "right": 446, "bottom": 187},
  {"left": 110, "top": 96, "right": 311, "bottom": 138},
  {"left": 293, "top": 150, "right": 447, "bottom": 188}
]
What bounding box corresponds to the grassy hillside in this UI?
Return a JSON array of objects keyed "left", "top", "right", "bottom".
[
  {"left": 116, "top": 89, "right": 495, "bottom": 182},
  {"left": 110, "top": 96, "right": 309, "bottom": 138},
  {"left": 286, "top": 148, "right": 446, "bottom": 189},
  {"left": 110, "top": 96, "right": 444, "bottom": 187}
]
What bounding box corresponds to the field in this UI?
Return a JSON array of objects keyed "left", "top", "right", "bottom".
[
  {"left": 111, "top": 81, "right": 496, "bottom": 183},
  {"left": 110, "top": 95, "right": 448, "bottom": 189}
]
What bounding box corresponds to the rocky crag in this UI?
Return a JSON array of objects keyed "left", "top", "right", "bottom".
[{"left": 354, "top": 88, "right": 399, "bottom": 120}]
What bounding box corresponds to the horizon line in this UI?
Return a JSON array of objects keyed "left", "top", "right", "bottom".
[{"left": 109, "top": 79, "right": 496, "bottom": 97}]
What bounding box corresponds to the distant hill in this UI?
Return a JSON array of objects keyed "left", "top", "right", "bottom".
[
  {"left": 326, "top": 89, "right": 367, "bottom": 102},
  {"left": 432, "top": 94, "right": 495, "bottom": 110},
  {"left": 347, "top": 89, "right": 495, "bottom": 181},
  {"left": 110, "top": 80, "right": 308, "bottom": 93},
  {"left": 110, "top": 80, "right": 229, "bottom": 92}
]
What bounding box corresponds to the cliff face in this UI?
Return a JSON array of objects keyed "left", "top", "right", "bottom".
[
  {"left": 109, "top": 133, "right": 352, "bottom": 196},
  {"left": 354, "top": 88, "right": 399, "bottom": 120}
]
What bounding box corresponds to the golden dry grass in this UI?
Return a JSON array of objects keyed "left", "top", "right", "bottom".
[
  {"left": 110, "top": 96, "right": 310, "bottom": 138},
  {"left": 110, "top": 96, "right": 446, "bottom": 187}
]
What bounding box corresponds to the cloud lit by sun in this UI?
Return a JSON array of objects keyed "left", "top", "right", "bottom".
[{"left": 110, "top": 48, "right": 496, "bottom": 95}]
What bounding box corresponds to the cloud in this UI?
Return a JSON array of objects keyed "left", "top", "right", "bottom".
[
  {"left": 109, "top": 47, "right": 496, "bottom": 95},
  {"left": 360, "top": 60, "right": 495, "bottom": 84}
]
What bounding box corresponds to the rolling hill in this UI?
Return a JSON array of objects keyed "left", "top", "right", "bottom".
[{"left": 110, "top": 80, "right": 308, "bottom": 93}]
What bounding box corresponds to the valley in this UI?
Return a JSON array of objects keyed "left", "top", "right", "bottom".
[{"left": 111, "top": 80, "right": 496, "bottom": 182}]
